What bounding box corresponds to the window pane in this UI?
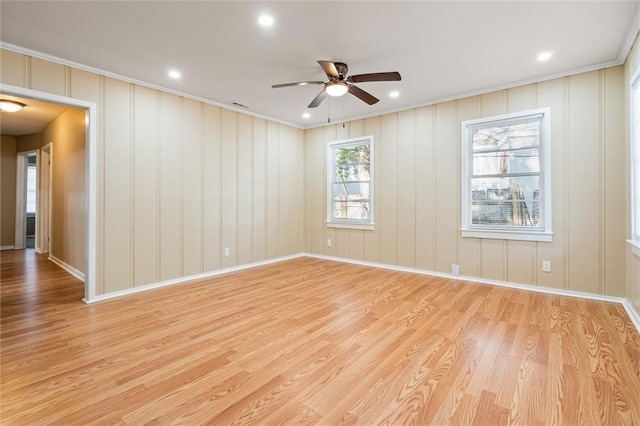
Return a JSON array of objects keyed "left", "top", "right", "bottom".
[
  {"left": 471, "top": 176, "right": 540, "bottom": 227},
  {"left": 333, "top": 201, "right": 370, "bottom": 220},
  {"left": 334, "top": 144, "right": 371, "bottom": 183},
  {"left": 26, "top": 165, "right": 37, "bottom": 214},
  {"left": 472, "top": 148, "right": 540, "bottom": 176},
  {"left": 333, "top": 182, "right": 369, "bottom": 198},
  {"left": 473, "top": 119, "right": 541, "bottom": 152}
]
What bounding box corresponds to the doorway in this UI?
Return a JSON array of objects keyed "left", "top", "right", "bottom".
[
  {"left": 1, "top": 84, "right": 98, "bottom": 302},
  {"left": 14, "top": 150, "right": 39, "bottom": 250}
]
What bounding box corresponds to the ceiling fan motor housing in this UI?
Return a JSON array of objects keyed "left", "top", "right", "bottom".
[{"left": 334, "top": 62, "right": 349, "bottom": 80}]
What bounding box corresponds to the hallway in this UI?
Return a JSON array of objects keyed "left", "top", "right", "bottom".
[{"left": 1, "top": 249, "right": 84, "bottom": 320}]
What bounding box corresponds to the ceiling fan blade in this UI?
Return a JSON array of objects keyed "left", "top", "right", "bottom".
[
  {"left": 348, "top": 85, "right": 379, "bottom": 105},
  {"left": 348, "top": 72, "right": 401, "bottom": 83},
  {"left": 272, "top": 81, "right": 324, "bottom": 89},
  {"left": 317, "top": 60, "right": 340, "bottom": 79},
  {"left": 308, "top": 90, "right": 328, "bottom": 108}
]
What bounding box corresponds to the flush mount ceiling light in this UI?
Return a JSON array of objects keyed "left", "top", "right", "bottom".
[
  {"left": 0, "top": 100, "right": 25, "bottom": 113},
  {"left": 325, "top": 81, "right": 349, "bottom": 97},
  {"left": 168, "top": 70, "right": 181, "bottom": 79},
  {"left": 302, "top": 112, "right": 311, "bottom": 119},
  {"left": 389, "top": 91, "right": 400, "bottom": 98}
]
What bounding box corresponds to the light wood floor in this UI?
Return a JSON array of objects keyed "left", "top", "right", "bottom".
[{"left": 2, "top": 250, "right": 640, "bottom": 425}]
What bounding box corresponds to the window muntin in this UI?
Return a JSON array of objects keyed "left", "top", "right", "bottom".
[
  {"left": 327, "top": 136, "right": 374, "bottom": 229},
  {"left": 462, "top": 108, "right": 551, "bottom": 241}
]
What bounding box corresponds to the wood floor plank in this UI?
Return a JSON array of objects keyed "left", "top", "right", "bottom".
[{"left": 1, "top": 249, "right": 640, "bottom": 424}]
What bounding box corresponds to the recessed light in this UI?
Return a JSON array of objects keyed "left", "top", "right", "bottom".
[
  {"left": 537, "top": 51, "right": 552, "bottom": 62},
  {"left": 389, "top": 91, "right": 399, "bottom": 98},
  {"left": 168, "top": 70, "right": 181, "bottom": 79},
  {"left": 302, "top": 112, "right": 311, "bottom": 119},
  {"left": 258, "top": 14, "right": 274, "bottom": 27}
]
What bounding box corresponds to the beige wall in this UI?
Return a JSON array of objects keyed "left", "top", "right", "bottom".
[
  {"left": 17, "top": 133, "right": 43, "bottom": 152},
  {"left": 42, "top": 107, "right": 86, "bottom": 273},
  {"left": 626, "top": 33, "right": 640, "bottom": 318},
  {"left": 304, "top": 67, "right": 627, "bottom": 297},
  {"left": 1, "top": 135, "right": 17, "bottom": 247},
  {"left": 1, "top": 48, "right": 305, "bottom": 296}
]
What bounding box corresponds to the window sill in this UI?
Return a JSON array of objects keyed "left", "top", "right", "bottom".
[
  {"left": 327, "top": 221, "right": 374, "bottom": 231},
  {"left": 628, "top": 239, "right": 640, "bottom": 258},
  {"left": 461, "top": 228, "right": 553, "bottom": 242}
]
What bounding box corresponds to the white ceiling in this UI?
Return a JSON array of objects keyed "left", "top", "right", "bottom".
[
  {"left": 1, "top": 1, "right": 638, "bottom": 128},
  {"left": 0, "top": 95, "right": 68, "bottom": 136}
]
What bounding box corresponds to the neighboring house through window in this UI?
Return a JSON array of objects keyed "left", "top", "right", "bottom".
[
  {"left": 327, "top": 136, "right": 374, "bottom": 230},
  {"left": 461, "top": 108, "right": 552, "bottom": 242}
]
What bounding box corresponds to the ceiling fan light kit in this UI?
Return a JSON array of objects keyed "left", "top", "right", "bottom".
[
  {"left": 272, "top": 60, "right": 401, "bottom": 108},
  {"left": 325, "top": 82, "right": 349, "bottom": 97}
]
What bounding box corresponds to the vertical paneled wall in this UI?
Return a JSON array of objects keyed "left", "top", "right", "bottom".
[
  {"left": 304, "top": 67, "right": 627, "bottom": 297},
  {"left": 626, "top": 33, "right": 640, "bottom": 317},
  {"left": 1, "top": 45, "right": 632, "bottom": 304},
  {"left": 1, "top": 48, "right": 304, "bottom": 296}
]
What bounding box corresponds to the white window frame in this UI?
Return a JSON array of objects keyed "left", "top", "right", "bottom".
[
  {"left": 629, "top": 70, "right": 640, "bottom": 257},
  {"left": 326, "top": 135, "right": 374, "bottom": 230},
  {"left": 461, "top": 107, "right": 552, "bottom": 242}
]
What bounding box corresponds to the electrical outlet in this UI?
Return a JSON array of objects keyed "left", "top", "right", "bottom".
[
  {"left": 327, "top": 239, "right": 332, "bottom": 247},
  {"left": 452, "top": 264, "right": 460, "bottom": 276},
  {"left": 542, "top": 260, "right": 551, "bottom": 272},
  {"left": 224, "top": 247, "right": 230, "bottom": 257}
]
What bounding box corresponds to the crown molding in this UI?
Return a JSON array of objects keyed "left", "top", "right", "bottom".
[{"left": 0, "top": 42, "right": 303, "bottom": 130}]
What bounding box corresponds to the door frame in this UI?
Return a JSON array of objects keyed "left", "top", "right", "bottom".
[
  {"left": 1, "top": 83, "right": 98, "bottom": 302},
  {"left": 38, "top": 143, "right": 52, "bottom": 254},
  {"left": 14, "top": 150, "right": 38, "bottom": 250}
]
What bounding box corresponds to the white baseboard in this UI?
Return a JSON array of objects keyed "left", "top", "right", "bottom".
[
  {"left": 304, "top": 253, "right": 640, "bottom": 334},
  {"left": 621, "top": 299, "right": 640, "bottom": 333},
  {"left": 49, "top": 255, "right": 85, "bottom": 282},
  {"left": 79, "top": 249, "right": 640, "bottom": 334},
  {"left": 0, "top": 245, "right": 15, "bottom": 251},
  {"left": 85, "top": 253, "right": 305, "bottom": 304}
]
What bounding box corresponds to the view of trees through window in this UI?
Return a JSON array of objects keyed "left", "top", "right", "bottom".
[
  {"left": 332, "top": 143, "right": 370, "bottom": 222},
  {"left": 471, "top": 118, "right": 542, "bottom": 229}
]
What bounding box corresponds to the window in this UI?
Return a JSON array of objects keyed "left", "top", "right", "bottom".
[
  {"left": 327, "top": 136, "right": 374, "bottom": 230},
  {"left": 26, "top": 164, "right": 37, "bottom": 214},
  {"left": 630, "top": 72, "right": 640, "bottom": 254},
  {"left": 461, "top": 108, "right": 552, "bottom": 242}
]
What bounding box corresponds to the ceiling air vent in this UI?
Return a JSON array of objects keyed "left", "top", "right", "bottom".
[{"left": 231, "top": 102, "right": 249, "bottom": 109}]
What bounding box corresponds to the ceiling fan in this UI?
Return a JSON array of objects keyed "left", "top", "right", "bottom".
[{"left": 272, "top": 60, "right": 401, "bottom": 108}]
